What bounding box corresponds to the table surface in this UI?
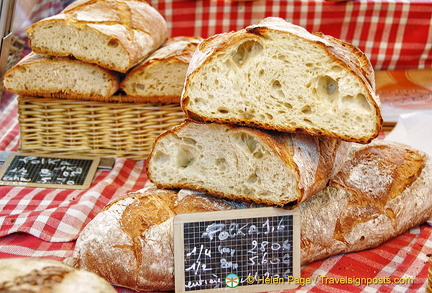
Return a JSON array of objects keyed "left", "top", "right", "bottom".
[{"left": 1, "top": 91, "right": 431, "bottom": 293}]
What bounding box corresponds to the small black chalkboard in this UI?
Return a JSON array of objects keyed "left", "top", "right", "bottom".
[
  {"left": 174, "top": 207, "right": 300, "bottom": 293},
  {"left": 0, "top": 152, "right": 100, "bottom": 189}
]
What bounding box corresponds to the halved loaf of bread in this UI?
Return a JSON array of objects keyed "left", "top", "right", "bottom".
[
  {"left": 182, "top": 17, "right": 382, "bottom": 144},
  {"left": 121, "top": 36, "right": 203, "bottom": 104},
  {"left": 3, "top": 52, "right": 121, "bottom": 100},
  {"left": 146, "top": 120, "right": 351, "bottom": 206},
  {"left": 26, "top": 0, "right": 168, "bottom": 73},
  {"left": 300, "top": 140, "right": 432, "bottom": 264}
]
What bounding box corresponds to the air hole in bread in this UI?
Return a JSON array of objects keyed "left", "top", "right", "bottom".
[
  {"left": 193, "top": 97, "right": 205, "bottom": 107},
  {"left": 284, "top": 102, "right": 293, "bottom": 109},
  {"left": 301, "top": 105, "right": 312, "bottom": 114},
  {"left": 217, "top": 107, "right": 229, "bottom": 114},
  {"left": 176, "top": 146, "right": 195, "bottom": 168},
  {"left": 275, "top": 90, "right": 285, "bottom": 99},
  {"left": 272, "top": 80, "right": 282, "bottom": 89},
  {"left": 232, "top": 40, "right": 263, "bottom": 67},
  {"left": 342, "top": 94, "right": 371, "bottom": 113},
  {"left": 303, "top": 118, "right": 313, "bottom": 125},
  {"left": 236, "top": 132, "right": 258, "bottom": 153},
  {"left": 215, "top": 158, "right": 227, "bottom": 170},
  {"left": 153, "top": 151, "right": 169, "bottom": 165},
  {"left": 265, "top": 113, "right": 274, "bottom": 120},
  {"left": 108, "top": 39, "right": 119, "bottom": 48},
  {"left": 317, "top": 75, "right": 339, "bottom": 97},
  {"left": 331, "top": 66, "right": 343, "bottom": 73},
  {"left": 247, "top": 173, "right": 258, "bottom": 183},
  {"left": 253, "top": 151, "right": 264, "bottom": 159}
]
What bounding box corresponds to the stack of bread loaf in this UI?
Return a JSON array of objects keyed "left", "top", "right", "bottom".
[
  {"left": 67, "top": 17, "right": 432, "bottom": 292},
  {"left": 3, "top": 0, "right": 202, "bottom": 105}
]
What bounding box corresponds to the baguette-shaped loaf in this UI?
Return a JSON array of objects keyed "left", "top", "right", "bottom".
[
  {"left": 67, "top": 188, "right": 256, "bottom": 292},
  {"left": 182, "top": 17, "right": 382, "bottom": 144},
  {"left": 300, "top": 141, "right": 432, "bottom": 264},
  {"left": 0, "top": 258, "right": 116, "bottom": 292},
  {"left": 147, "top": 120, "right": 351, "bottom": 206},
  {"left": 26, "top": 0, "right": 168, "bottom": 73},
  {"left": 121, "top": 36, "right": 203, "bottom": 104},
  {"left": 3, "top": 52, "right": 121, "bottom": 100}
]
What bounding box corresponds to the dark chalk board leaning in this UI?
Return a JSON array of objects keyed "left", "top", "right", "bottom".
[
  {"left": 0, "top": 152, "right": 100, "bottom": 189},
  {"left": 174, "top": 207, "right": 300, "bottom": 292}
]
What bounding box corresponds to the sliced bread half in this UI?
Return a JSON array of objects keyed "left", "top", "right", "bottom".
[
  {"left": 182, "top": 17, "right": 382, "bottom": 144},
  {"left": 121, "top": 36, "right": 203, "bottom": 104},
  {"left": 26, "top": 0, "right": 168, "bottom": 73},
  {"left": 146, "top": 120, "right": 351, "bottom": 206},
  {"left": 3, "top": 52, "right": 121, "bottom": 100}
]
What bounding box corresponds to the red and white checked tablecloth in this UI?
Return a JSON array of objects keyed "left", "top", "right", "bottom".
[
  {"left": 147, "top": 0, "right": 432, "bottom": 71},
  {"left": 1, "top": 92, "right": 432, "bottom": 293}
]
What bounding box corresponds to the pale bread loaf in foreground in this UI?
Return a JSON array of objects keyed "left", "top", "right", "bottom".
[
  {"left": 69, "top": 142, "right": 432, "bottom": 291},
  {"left": 182, "top": 17, "right": 382, "bottom": 144},
  {"left": 0, "top": 257, "right": 116, "bottom": 292},
  {"left": 121, "top": 36, "right": 203, "bottom": 104},
  {"left": 147, "top": 120, "right": 351, "bottom": 206},
  {"left": 67, "top": 188, "right": 257, "bottom": 292},
  {"left": 3, "top": 52, "right": 121, "bottom": 101},
  {"left": 26, "top": 0, "right": 168, "bottom": 73}
]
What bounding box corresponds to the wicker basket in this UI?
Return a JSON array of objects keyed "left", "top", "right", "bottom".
[{"left": 18, "top": 96, "right": 186, "bottom": 160}]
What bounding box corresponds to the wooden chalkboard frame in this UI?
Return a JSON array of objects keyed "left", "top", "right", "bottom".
[
  {"left": 0, "top": 152, "right": 100, "bottom": 189},
  {"left": 174, "top": 207, "right": 300, "bottom": 293}
]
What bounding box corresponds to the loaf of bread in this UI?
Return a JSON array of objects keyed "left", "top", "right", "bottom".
[
  {"left": 69, "top": 142, "right": 432, "bottom": 291},
  {"left": 0, "top": 257, "right": 117, "bottom": 292},
  {"left": 120, "top": 36, "right": 203, "bottom": 104},
  {"left": 3, "top": 52, "right": 121, "bottom": 101},
  {"left": 147, "top": 120, "right": 351, "bottom": 206},
  {"left": 300, "top": 140, "right": 432, "bottom": 264},
  {"left": 67, "top": 187, "right": 257, "bottom": 292},
  {"left": 26, "top": 0, "right": 168, "bottom": 73},
  {"left": 181, "top": 17, "right": 382, "bottom": 144}
]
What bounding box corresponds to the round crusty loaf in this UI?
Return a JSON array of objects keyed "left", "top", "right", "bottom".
[
  {"left": 120, "top": 36, "right": 203, "bottom": 104},
  {"left": 26, "top": 0, "right": 168, "bottom": 73},
  {"left": 3, "top": 52, "right": 121, "bottom": 101},
  {"left": 0, "top": 257, "right": 117, "bottom": 292},
  {"left": 181, "top": 17, "right": 382, "bottom": 144},
  {"left": 67, "top": 187, "right": 254, "bottom": 292}
]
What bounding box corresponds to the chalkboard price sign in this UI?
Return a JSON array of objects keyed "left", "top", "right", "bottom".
[
  {"left": 0, "top": 152, "right": 100, "bottom": 189},
  {"left": 174, "top": 207, "right": 300, "bottom": 293}
]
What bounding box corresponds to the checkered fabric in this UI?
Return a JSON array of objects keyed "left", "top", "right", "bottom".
[{"left": 147, "top": 0, "right": 432, "bottom": 71}]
